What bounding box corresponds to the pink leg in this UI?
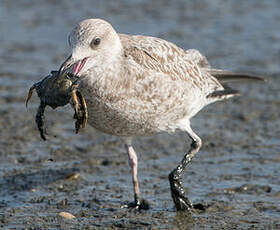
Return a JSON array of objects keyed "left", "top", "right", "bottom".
[
  {"left": 122, "top": 137, "right": 149, "bottom": 210},
  {"left": 125, "top": 144, "right": 140, "bottom": 205}
]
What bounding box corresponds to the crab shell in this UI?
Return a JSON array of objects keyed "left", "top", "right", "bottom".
[{"left": 26, "top": 71, "right": 76, "bottom": 109}]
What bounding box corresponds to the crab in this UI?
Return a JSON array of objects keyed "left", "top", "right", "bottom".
[{"left": 26, "top": 71, "right": 88, "bottom": 140}]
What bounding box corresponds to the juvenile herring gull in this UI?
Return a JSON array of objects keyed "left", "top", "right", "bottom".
[{"left": 59, "top": 18, "right": 263, "bottom": 211}]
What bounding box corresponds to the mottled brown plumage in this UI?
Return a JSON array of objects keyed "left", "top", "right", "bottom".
[{"left": 59, "top": 19, "right": 263, "bottom": 211}]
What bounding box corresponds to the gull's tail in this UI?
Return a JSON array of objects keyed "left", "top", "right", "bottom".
[
  {"left": 207, "top": 69, "right": 265, "bottom": 99},
  {"left": 210, "top": 69, "right": 265, "bottom": 83}
]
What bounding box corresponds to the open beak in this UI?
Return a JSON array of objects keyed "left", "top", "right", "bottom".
[
  {"left": 58, "top": 55, "right": 74, "bottom": 74},
  {"left": 58, "top": 55, "right": 88, "bottom": 76}
]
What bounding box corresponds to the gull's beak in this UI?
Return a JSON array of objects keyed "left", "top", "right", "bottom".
[
  {"left": 58, "top": 54, "right": 88, "bottom": 76},
  {"left": 58, "top": 54, "right": 75, "bottom": 74}
]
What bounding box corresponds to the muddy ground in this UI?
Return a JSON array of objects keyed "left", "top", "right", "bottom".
[{"left": 0, "top": 0, "right": 280, "bottom": 229}]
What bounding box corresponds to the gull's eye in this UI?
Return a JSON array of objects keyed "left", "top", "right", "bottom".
[{"left": 90, "top": 37, "right": 101, "bottom": 48}]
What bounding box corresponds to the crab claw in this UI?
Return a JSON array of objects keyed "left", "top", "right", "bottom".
[
  {"left": 26, "top": 85, "right": 36, "bottom": 108},
  {"left": 71, "top": 84, "right": 88, "bottom": 134}
]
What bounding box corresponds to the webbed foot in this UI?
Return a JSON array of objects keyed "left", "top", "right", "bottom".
[{"left": 121, "top": 195, "right": 150, "bottom": 210}]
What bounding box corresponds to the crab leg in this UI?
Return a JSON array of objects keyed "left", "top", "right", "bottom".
[
  {"left": 35, "top": 102, "right": 47, "bottom": 141},
  {"left": 25, "top": 85, "right": 36, "bottom": 108},
  {"left": 71, "top": 84, "right": 88, "bottom": 134},
  {"left": 71, "top": 86, "right": 79, "bottom": 116},
  {"left": 76, "top": 91, "right": 88, "bottom": 128}
]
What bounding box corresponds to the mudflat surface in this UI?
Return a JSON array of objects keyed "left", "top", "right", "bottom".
[{"left": 0, "top": 0, "right": 279, "bottom": 229}]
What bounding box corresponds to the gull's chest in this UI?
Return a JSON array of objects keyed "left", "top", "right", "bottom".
[
  {"left": 78, "top": 77, "right": 157, "bottom": 136},
  {"left": 82, "top": 94, "right": 159, "bottom": 136}
]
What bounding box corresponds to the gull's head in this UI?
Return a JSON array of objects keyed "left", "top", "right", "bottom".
[{"left": 59, "top": 18, "right": 122, "bottom": 76}]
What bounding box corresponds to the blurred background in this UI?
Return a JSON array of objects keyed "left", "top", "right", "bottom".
[{"left": 0, "top": 0, "right": 279, "bottom": 229}]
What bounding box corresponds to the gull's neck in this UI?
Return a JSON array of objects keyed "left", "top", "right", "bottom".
[{"left": 84, "top": 37, "right": 125, "bottom": 94}]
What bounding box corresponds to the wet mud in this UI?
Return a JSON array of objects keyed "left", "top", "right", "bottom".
[{"left": 0, "top": 0, "right": 280, "bottom": 229}]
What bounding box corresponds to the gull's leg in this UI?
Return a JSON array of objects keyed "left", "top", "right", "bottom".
[
  {"left": 125, "top": 143, "right": 141, "bottom": 207},
  {"left": 122, "top": 137, "right": 149, "bottom": 210},
  {"left": 169, "top": 121, "right": 202, "bottom": 211}
]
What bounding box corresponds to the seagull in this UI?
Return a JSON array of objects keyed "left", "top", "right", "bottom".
[{"left": 59, "top": 18, "right": 263, "bottom": 211}]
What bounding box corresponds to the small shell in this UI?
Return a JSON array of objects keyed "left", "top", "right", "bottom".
[
  {"left": 59, "top": 211, "right": 76, "bottom": 219},
  {"left": 66, "top": 172, "right": 80, "bottom": 180}
]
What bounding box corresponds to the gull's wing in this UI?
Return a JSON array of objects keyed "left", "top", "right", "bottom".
[
  {"left": 184, "top": 49, "right": 211, "bottom": 69},
  {"left": 119, "top": 33, "right": 223, "bottom": 95},
  {"left": 183, "top": 48, "right": 264, "bottom": 83},
  {"left": 121, "top": 33, "right": 264, "bottom": 81}
]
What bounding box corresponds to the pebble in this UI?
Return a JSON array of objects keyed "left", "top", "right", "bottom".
[
  {"left": 66, "top": 172, "right": 80, "bottom": 180},
  {"left": 59, "top": 212, "right": 76, "bottom": 219}
]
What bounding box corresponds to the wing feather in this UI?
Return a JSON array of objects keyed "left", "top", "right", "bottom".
[{"left": 119, "top": 34, "right": 223, "bottom": 94}]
